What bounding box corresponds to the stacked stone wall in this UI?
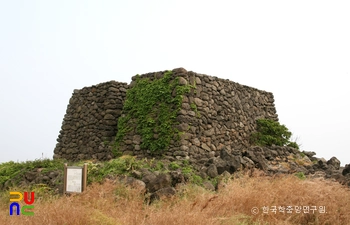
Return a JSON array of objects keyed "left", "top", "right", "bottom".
[
  {"left": 54, "top": 81, "right": 127, "bottom": 161},
  {"left": 117, "top": 68, "right": 278, "bottom": 165},
  {"left": 54, "top": 68, "right": 278, "bottom": 164}
]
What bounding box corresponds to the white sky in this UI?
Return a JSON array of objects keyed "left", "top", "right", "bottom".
[{"left": 0, "top": 0, "right": 349, "bottom": 165}]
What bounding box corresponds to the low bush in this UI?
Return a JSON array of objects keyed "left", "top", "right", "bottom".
[{"left": 250, "top": 119, "right": 299, "bottom": 149}]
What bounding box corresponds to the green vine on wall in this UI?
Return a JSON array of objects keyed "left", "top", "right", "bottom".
[{"left": 114, "top": 71, "right": 191, "bottom": 156}]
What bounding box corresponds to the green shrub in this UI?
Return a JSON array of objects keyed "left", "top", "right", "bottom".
[
  {"left": 0, "top": 159, "right": 64, "bottom": 188},
  {"left": 287, "top": 141, "right": 300, "bottom": 150},
  {"left": 86, "top": 156, "right": 143, "bottom": 184},
  {"left": 190, "top": 174, "right": 203, "bottom": 186},
  {"left": 295, "top": 172, "right": 306, "bottom": 180},
  {"left": 148, "top": 160, "right": 164, "bottom": 172},
  {"left": 250, "top": 119, "right": 299, "bottom": 149},
  {"left": 169, "top": 162, "right": 181, "bottom": 170}
]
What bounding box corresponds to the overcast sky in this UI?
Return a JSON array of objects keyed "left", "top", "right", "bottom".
[{"left": 1, "top": 0, "right": 349, "bottom": 165}]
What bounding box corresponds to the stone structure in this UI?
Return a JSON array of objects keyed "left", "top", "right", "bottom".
[
  {"left": 54, "top": 81, "right": 128, "bottom": 161},
  {"left": 54, "top": 68, "right": 277, "bottom": 163},
  {"left": 117, "top": 68, "right": 278, "bottom": 164},
  {"left": 5, "top": 67, "right": 350, "bottom": 195}
]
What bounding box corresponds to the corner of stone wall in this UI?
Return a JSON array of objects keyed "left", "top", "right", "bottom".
[
  {"left": 169, "top": 69, "right": 278, "bottom": 166},
  {"left": 53, "top": 81, "right": 128, "bottom": 161}
]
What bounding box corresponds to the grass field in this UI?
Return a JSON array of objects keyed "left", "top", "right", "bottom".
[{"left": 1, "top": 171, "right": 349, "bottom": 225}]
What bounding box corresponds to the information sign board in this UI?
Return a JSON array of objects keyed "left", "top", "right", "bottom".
[
  {"left": 63, "top": 163, "right": 88, "bottom": 194},
  {"left": 66, "top": 167, "right": 83, "bottom": 193}
]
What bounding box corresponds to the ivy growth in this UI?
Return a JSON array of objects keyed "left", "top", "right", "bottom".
[
  {"left": 190, "top": 102, "right": 200, "bottom": 117},
  {"left": 114, "top": 71, "right": 191, "bottom": 155},
  {"left": 250, "top": 119, "right": 299, "bottom": 149}
]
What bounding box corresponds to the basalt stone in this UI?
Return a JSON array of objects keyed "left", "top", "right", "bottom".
[
  {"left": 210, "top": 158, "right": 227, "bottom": 175},
  {"left": 342, "top": 164, "right": 350, "bottom": 176},
  {"left": 317, "top": 158, "right": 329, "bottom": 170},
  {"left": 201, "top": 143, "right": 211, "bottom": 152},
  {"left": 242, "top": 156, "right": 255, "bottom": 169},
  {"left": 194, "top": 97, "right": 203, "bottom": 106},
  {"left": 146, "top": 173, "right": 172, "bottom": 193},
  {"left": 25, "top": 172, "right": 37, "bottom": 182},
  {"left": 327, "top": 157, "right": 341, "bottom": 170},
  {"left": 302, "top": 151, "right": 316, "bottom": 158},
  {"left": 48, "top": 171, "right": 60, "bottom": 179},
  {"left": 150, "top": 187, "right": 176, "bottom": 202},
  {"left": 178, "top": 77, "right": 188, "bottom": 85},
  {"left": 121, "top": 176, "right": 146, "bottom": 193},
  {"left": 203, "top": 181, "right": 216, "bottom": 191},
  {"left": 206, "top": 164, "right": 218, "bottom": 178},
  {"left": 226, "top": 156, "right": 243, "bottom": 173}
]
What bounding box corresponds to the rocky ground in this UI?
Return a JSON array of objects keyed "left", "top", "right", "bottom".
[
  {"left": 121, "top": 147, "right": 350, "bottom": 202},
  {"left": 2, "top": 146, "right": 350, "bottom": 201}
]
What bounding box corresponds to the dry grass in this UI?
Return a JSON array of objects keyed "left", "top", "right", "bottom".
[{"left": 1, "top": 173, "right": 349, "bottom": 225}]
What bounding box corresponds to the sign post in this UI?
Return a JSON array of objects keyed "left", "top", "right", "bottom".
[{"left": 63, "top": 163, "right": 87, "bottom": 194}]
